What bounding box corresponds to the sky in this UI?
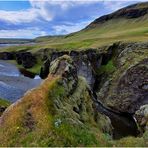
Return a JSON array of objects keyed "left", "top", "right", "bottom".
[{"left": 0, "top": 0, "right": 147, "bottom": 39}]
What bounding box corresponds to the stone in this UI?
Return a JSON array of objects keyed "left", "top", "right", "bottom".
[{"left": 135, "top": 105, "right": 148, "bottom": 133}]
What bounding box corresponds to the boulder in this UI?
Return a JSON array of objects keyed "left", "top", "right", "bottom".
[{"left": 135, "top": 105, "right": 148, "bottom": 133}]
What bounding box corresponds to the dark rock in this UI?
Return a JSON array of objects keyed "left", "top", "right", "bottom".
[
  {"left": 0, "top": 52, "right": 15, "bottom": 60},
  {"left": 0, "top": 106, "right": 6, "bottom": 115},
  {"left": 40, "top": 47, "right": 115, "bottom": 88},
  {"left": 40, "top": 59, "right": 50, "bottom": 79},
  {"left": 107, "top": 59, "right": 148, "bottom": 114},
  {"left": 51, "top": 51, "right": 69, "bottom": 61},
  {"left": 16, "top": 52, "right": 36, "bottom": 68}
]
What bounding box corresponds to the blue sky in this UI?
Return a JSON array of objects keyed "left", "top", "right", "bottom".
[{"left": 0, "top": 0, "right": 147, "bottom": 38}]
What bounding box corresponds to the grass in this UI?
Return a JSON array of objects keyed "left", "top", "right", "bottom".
[
  {"left": 0, "top": 98, "right": 11, "bottom": 107},
  {"left": 0, "top": 73, "right": 111, "bottom": 146},
  {"left": 97, "top": 60, "right": 116, "bottom": 75},
  {"left": 0, "top": 14, "right": 148, "bottom": 53}
]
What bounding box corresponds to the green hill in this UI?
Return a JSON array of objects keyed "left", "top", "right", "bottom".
[
  {"left": 34, "top": 2, "right": 148, "bottom": 50},
  {"left": 0, "top": 2, "right": 148, "bottom": 53}
]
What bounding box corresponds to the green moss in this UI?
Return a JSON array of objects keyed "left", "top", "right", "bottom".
[
  {"left": 0, "top": 98, "right": 11, "bottom": 107},
  {"left": 97, "top": 60, "right": 116, "bottom": 75},
  {"left": 48, "top": 80, "right": 65, "bottom": 100}
]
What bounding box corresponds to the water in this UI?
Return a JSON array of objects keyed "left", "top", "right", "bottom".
[
  {"left": 0, "top": 60, "right": 42, "bottom": 102},
  {"left": 91, "top": 91, "right": 139, "bottom": 139},
  {"left": 0, "top": 43, "right": 35, "bottom": 48},
  {"left": 0, "top": 44, "right": 19, "bottom": 48}
]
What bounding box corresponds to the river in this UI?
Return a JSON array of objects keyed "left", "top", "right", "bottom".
[{"left": 0, "top": 60, "right": 42, "bottom": 102}]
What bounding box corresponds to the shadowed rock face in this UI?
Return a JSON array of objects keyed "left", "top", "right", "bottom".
[
  {"left": 115, "top": 59, "right": 148, "bottom": 113},
  {"left": 0, "top": 52, "right": 37, "bottom": 69},
  {"left": 16, "top": 52, "right": 36, "bottom": 68},
  {"left": 40, "top": 46, "right": 115, "bottom": 88}
]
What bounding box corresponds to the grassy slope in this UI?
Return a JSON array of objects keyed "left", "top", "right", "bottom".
[
  {"left": 0, "top": 74, "right": 112, "bottom": 146},
  {"left": 0, "top": 14, "right": 148, "bottom": 53}
]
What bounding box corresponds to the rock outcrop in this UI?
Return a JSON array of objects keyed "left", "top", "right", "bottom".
[
  {"left": 97, "top": 42, "right": 148, "bottom": 114},
  {"left": 15, "top": 52, "right": 36, "bottom": 68},
  {"left": 39, "top": 44, "right": 116, "bottom": 88},
  {"left": 0, "top": 51, "right": 36, "bottom": 69}
]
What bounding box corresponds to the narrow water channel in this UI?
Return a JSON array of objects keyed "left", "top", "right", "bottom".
[{"left": 90, "top": 91, "right": 139, "bottom": 139}]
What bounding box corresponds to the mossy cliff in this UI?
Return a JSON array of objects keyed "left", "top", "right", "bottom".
[
  {"left": 0, "top": 55, "right": 112, "bottom": 147},
  {"left": 0, "top": 44, "right": 148, "bottom": 146},
  {"left": 97, "top": 42, "right": 148, "bottom": 114}
]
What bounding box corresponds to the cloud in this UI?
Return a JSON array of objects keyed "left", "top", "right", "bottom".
[
  {"left": 103, "top": 0, "right": 148, "bottom": 11},
  {"left": 0, "top": 9, "right": 39, "bottom": 24},
  {"left": 52, "top": 20, "right": 92, "bottom": 35},
  {"left": 0, "top": 28, "right": 47, "bottom": 38},
  {"left": 0, "top": 0, "right": 100, "bottom": 24}
]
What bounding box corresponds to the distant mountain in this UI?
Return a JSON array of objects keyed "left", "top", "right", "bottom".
[
  {"left": 33, "top": 2, "right": 148, "bottom": 50},
  {"left": 86, "top": 2, "right": 148, "bottom": 29}
]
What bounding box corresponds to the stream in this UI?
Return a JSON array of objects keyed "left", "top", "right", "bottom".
[
  {"left": 0, "top": 60, "right": 42, "bottom": 102},
  {"left": 90, "top": 91, "right": 139, "bottom": 139}
]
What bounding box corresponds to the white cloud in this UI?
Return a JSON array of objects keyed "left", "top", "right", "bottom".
[
  {"left": 0, "top": 9, "right": 39, "bottom": 24},
  {"left": 52, "top": 20, "right": 92, "bottom": 35},
  {"left": 0, "top": 28, "right": 47, "bottom": 38},
  {"left": 0, "top": 0, "right": 100, "bottom": 24},
  {"left": 0, "top": 0, "right": 147, "bottom": 24}
]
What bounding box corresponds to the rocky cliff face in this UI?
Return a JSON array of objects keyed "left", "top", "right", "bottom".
[
  {"left": 97, "top": 42, "right": 148, "bottom": 115},
  {"left": 40, "top": 44, "right": 116, "bottom": 88},
  {"left": 0, "top": 51, "right": 36, "bottom": 68}
]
